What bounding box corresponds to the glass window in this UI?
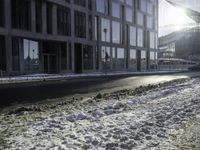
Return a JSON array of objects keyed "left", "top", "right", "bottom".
[
  {"left": 61, "top": 44, "right": 67, "bottom": 70},
  {"left": 96, "top": 0, "right": 108, "bottom": 14},
  {"left": 12, "top": 0, "right": 31, "bottom": 30},
  {"left": 57, "top": 6, "right": 71, "bottom": 36},
  {"left": 0, "top": 0, "right": 4, "bottom": 27},
  {"left": 150, "top": 32, "right": 155, "bottom": 49},
  {"left": 147, "top": 2, "right": 153, "bottom": 15},
  {"left": 150, "top": 51, "right": 156, "bottom": 70},
  {"left": 23, "top": 39, "right": 39, "bottom": 72},
  {"left": 35, "top": 0, "right": 42, "bottom": 33},
  {"left": 112, "top": 21, "right": 120, "bottom": 44},
  {"left": 101, "top": 18, "right": 110, "bottom": 42},
  {"left": 130, "top": 26, "right": 136, "bottom": 46},
  {"left": 126, "top": 7, "right": 133, "bottom": 22},
  {"left": 140, "top": 0, "right": 147, "bottom": 12},
  {"left": 130, "top": 49, "right": 137, "bottom": 69},
  {"left": 116, "top": 48, "right": 125, "bottom": 69},
  {"left": 74, "top": 11, "right": 86, "bottom": 38},
  {"left": 102, "top": 46, "right": 111, "bottom": 70},
  {"left": 0, "top": 36, "right": 6, "bottom": 71},
  {"left": 147, "top": 16, "right": 153, "bottom": 29},
  {"left": 83, "top": 45, "right": 93, "bottom": 70},
  {"left": 112, "top": 1, "right": 120, "bottom": 18},
  {"left": 126, "top": 0, "right": 133, "bottom": 6},
  {"left": 141, "top": 50, "right": 147, "bottom": 70},
  {"left": 74, "top": 0, "right": 86, "bottom": 7},
  {"left": 137, "top": 28, "right": 144, "bottom": 47},
  {"left": 12, "top": 38, "right": 21, "bottom": 71},
  {"left": 95, "top": 16, "right": 98, "bottom": 41},
  {"left": 137, "top": 12, "right": 144, "bottom": 26},
  {"left": 46, "top": 2, "right": 53, "bottom": 34}
]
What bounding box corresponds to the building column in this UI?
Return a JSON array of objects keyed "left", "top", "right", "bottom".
[
  {"left": 31, "top": 0, "right": 36, "bottom": 33},
  {"left": 4, "top": 0, "right": 12, "bottom": 73}
]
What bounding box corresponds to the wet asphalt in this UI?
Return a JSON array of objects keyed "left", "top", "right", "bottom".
[{"left": 0, "top": 72, "right": 200, "bottom": 107}]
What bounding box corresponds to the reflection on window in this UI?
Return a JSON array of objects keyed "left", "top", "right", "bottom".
[
  {"left": 102, "top": 46, "right": 111, "bottom": 70},
  {"left": 141, "top": 50, "right": 146, "bottom": 70},
  {"left": 140, "top": 0, "right": 147, "bottom": 12},
  {"left": 150, "top": 32, "right": 155, "bottom": 49},
  {"left": 112, "top": 1, "right": 120, "bottom": 18},
  {"left": 150, "top": 51, "right": 156, "bottom": 70},
  {"left": 101, "top": 18, "right": 110, "bottom": 42},
  {"left": 126, "top": 0, "right": 133, "bottom": 6},
  {"left": 126, "top": 7, "right": 133, "bottom": 22},
  {"left": 23, "top": 39, "right": 39, "bottom": 72},
  {"left": 96, "top": 0, "right": 108, "bottom": 14},
  {"left": 137, "top": 12, "right": 144, "bottom": 26},
  {"left": 130, "top": 26, "right": 136, "bottom": 46},
  {"left": 112, "top": 21, "right": 120, "bottom": 44},
  {"left": 116, "top": 48, "right": 125, "bottom": 69},
  {"left": 130, "top": 49, "right": 137, "bottom": 70},
  {"left": 83, "top": 45, "right": 93, "bottom": 70},
  {"left": 147, "top": 16, "right": 153, "bottom": 29},
  {"left": 0, "top": 36, "right": 5, "bottom": 71},
  {"left": 137, "top": 28, "right": 144, "bottom": 47}
]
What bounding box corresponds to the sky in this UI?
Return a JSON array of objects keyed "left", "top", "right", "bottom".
[{"left": 159, "top": 0, "right": 200, "bottom": 37}]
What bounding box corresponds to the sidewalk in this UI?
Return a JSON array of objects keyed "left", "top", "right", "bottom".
[{"left": 0, "top": 70, "right": 188, "bottom": 84}]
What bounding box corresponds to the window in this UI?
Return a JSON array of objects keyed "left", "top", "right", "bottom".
[
  {"left": 101, "top": 18, "right": 110, "bottom": 42},
  {"left": 0, "top": 36, "right": 6, "bottom": 71},
  {"left": 150, "top": 51, "right": 156, "bottom": 70},
  {"left": 126, "top": 7, "right": 133, "bottom": 22},
  {"left": 147, "top": 2, "right": 153, "bottom": 15},
  {"left": 46, "top": 2, "right": 53, "bottom": 34},
  {"left": 23, "top": 39, "right": 39, "bottom": 72},
  {"left": 96, "top": 0, "right": 108, "bottom": 14},
  {"left": 137, "top": 12, "right": 144, "bottom": 26},
  {"left": 116, "top": 48, "right": 125, "bottom": 69},
  {"left": 126, "top": 0, "right": 133, "bottom": 6},
  {"left": 149, "top": 32, "right": 155, "bottom": 49},
  {"left": 137, "top": 28, "right": 144, "bottom": 47},
  {"left": 74, "top": 0, "right": 86, "bottom": 7},
  {"left": 102, "top": 46, "right": 111, "bottom": 70},
  {"left": 74, "top": 11, "right": 86, "bottom": 38},
  {"left": 95, "top": 16, "right": 99, "bottom": 41},
  {"left": 57, "top": 6, "right": 71, "bottom": 36},
  {"left": 130, "top": 26, "right": 136, "bottom": 46},
  {"left": 140, "top": 0, "right": 147, "bottom": 12},
  {"left": 12, "top": 0, "right": 31, "bottom": 30},
  {"left": 112, "top": 21, "right": 120, "bottom": 44},
  {"left": 0, "top": 0, "right": 4, "bottom": 27},
  {"left": 83, "top": 45, "right": 93, "bottom": 70},
  {"left": 35, "top": 0, "right": 42, "bottom": 33},
  {"left": 12, "top": 38, "right": 21, "bottom": 71},
  {"left": 147, "top": 16, "right": 153, "bottom": 29},
  {"left": 130, "top": 49, "right": 137, "bottom": 69},
  {"left": 141, "top": 50, "right": 147, "bottom": 70},
  {"left": 112, "top": 1, "right": 120, "bottom": 18},
  {"left": 88, "top": 15, "right": 93, "bottom": 40},
  {"left": 61, "top": 44, "right": 67, "bottom": 70}
]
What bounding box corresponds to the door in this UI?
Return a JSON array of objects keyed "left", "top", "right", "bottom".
[{"left": 74, "top": 43, "right": 83, "bottom": 73}]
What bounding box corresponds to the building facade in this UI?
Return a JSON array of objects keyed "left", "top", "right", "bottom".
[{"left": 0, "top": 0, "right": 158, "bottom": 75}]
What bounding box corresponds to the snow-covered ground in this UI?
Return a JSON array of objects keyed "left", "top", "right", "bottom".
[{"left": 1, "top": 78, "right": 200, "bottom": 150}]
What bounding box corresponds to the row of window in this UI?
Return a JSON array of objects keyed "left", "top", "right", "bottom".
[
  {"left": 95, "top": 17, "right": 157, "bottom": 49},
  {"left": 101, "top": 46, "right": 157, "bottom": 70},
  {"left": 96, "top": 0, "right": 156, "bottom": 27}
]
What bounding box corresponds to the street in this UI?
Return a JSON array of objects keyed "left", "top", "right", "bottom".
[{"left": 0, "top": 72, "right": 200, "bottom": 107}]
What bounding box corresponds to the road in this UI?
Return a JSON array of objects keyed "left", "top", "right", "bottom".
[{"left": 0, "top": 72, "right": 200, "bottom": 107}]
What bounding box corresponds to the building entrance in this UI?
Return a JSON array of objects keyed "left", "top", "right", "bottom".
[{"left": 43, "top": 54, "right": 57, "bottom": 73}]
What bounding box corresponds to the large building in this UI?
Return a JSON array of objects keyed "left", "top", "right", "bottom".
[{"left": 0, "top": 0, "right": 158, "bottom": 75}]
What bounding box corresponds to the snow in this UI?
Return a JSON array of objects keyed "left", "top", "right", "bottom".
[{"left": 1, "top": 78, "right": 200, "bottom": 149}]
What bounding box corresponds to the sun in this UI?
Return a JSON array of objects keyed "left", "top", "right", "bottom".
[{"left": 168, "top": 7, "right": 192, "bottom": 30}]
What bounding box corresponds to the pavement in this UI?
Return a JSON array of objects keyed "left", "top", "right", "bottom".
[{"left": 0, "top": 71, "right": 200, "bottom": 107}]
